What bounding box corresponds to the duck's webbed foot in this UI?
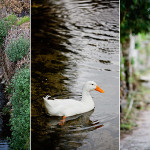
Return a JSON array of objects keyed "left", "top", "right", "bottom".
[{"left": 59, "top": 116, "right": 66, "bottom": 126}]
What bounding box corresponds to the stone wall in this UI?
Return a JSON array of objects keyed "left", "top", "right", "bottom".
[{"left": 0, "top": 0, "right": 30, "bottom": 17}]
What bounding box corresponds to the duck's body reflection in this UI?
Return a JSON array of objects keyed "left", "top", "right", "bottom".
[
  {"left": 32, "top": 110, "right": 103, "bottom": 150},
  {"left": 46, "top": 109, "right": 103, "bottom": 129}
]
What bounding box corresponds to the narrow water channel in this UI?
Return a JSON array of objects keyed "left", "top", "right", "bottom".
[
  {"left": 0, "top": 82, "right": 10, "bottom": 150},
  {"left": 31, "top": 0, "right": 119, "bottom": 149}
]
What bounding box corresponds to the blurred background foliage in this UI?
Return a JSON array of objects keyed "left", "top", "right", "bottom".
[
  {"left": 120, "top": 0, "right": 150, "bottom": 132},
  {"left": 120, "top": 0, "right": 150, "bottom": 43}
]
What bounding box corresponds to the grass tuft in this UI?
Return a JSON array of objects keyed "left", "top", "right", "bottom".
[{"left": 17, "top": 16, "right": 30, "bottom": 26}]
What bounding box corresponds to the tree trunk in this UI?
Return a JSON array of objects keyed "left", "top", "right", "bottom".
[{"left": 122, "top": 38, "right": 131, "bottom": 94}]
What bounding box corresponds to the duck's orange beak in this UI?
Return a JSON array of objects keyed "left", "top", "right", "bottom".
[{"left": 95, "top": 85, "right": 104, "bottom": 93}]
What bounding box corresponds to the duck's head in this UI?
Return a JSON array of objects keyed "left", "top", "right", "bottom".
[{"left": 83, "top": 81, "right": 104, "bottom": 93}]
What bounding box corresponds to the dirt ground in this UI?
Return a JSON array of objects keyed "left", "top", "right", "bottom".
[{"left": 120, "top": 109, "right": 150, "bottom": 150}]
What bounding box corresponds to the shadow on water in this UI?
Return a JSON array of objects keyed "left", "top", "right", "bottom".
[{"left": 32, "top": 0, "right": 119, "bottom": 149}]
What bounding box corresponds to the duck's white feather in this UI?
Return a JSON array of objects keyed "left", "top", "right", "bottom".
[
  {"left": 44, "top": 98, "right": 91, "bottom": 117},
  {"left": 43, "top": 81, "right": 104, "bottom": 117}
]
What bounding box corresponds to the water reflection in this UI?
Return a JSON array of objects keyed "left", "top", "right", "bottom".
[
  {"left": 32, "top": 0, "right": 119, "bottom": 149},
  {"left": 32, "top": 110, "right": 105, "bottom": 149}
]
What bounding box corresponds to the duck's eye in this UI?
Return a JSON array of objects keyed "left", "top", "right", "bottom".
[{"left": 92, "top": 84, "right": 94, "bottom": 85}]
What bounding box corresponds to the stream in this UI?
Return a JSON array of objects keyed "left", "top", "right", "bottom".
[
  {"left": 0, "top": 82, "right": 10, "bottom": 150},
  {"left": 31, "top": 0, "right": 119, "bottom": 149}
]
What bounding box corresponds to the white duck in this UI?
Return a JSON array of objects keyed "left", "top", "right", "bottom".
[{"left": 43, "top": 81, "right": 104, "bottom": 126}]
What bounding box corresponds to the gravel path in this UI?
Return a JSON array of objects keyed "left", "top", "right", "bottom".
[{"left": 120, "top": 110, "right": 150, "bottom": 150}]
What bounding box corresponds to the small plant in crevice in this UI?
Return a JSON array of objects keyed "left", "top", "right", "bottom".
[
  {"left": 9, "top": 67, "right": 30, "bottom": 149},
  {"left": 120, "top": 122, "right": 135, "bottom": 131},
  {"left": 17, "top": 16, "right": 30, "bottom": 26},
  {"left": 6, "top": 37, "right": 30, "bottom": 62}
]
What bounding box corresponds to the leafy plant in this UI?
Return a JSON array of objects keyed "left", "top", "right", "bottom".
[
  {"left": 0, "top": 19, "right": 9, "bottom": 46},
  {"left": 120, "top": 0, "right": 150, "bottom": 43},
  {"left": 120, "top": 122, "right": 134, "bottom": 130},
  {"left": 9, "top": 67, "right": 30, "bottom": 149},
  {"left": 6, "top": 37, "right": 30, "bottom": 62},
  {"left": 5, "top": 14, "right": 17, "bottom": 25},
  {"left": 0, "top": 14, "right": 17, "bottom": 47},
  {"left": 17, "top": 16, "right": 30, "bottom": 26}
]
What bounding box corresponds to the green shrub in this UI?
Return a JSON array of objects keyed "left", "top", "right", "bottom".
[
  {"left": 0, "top": 19, "right": 9, "bottom": 46},
  {"left": 17, "top": 16, "right": 30, "bottom": 26},
  {"left": 0, "top": 19, "right": 9, "bottom": 37},
  {"left": 6, "top": 37, "right": 30, "bottom": 62},
  {"left": 9, "top": 67, "right": 30, "bottom": 149},
  {"left": 5, "top": 14, "right": 17, "bottom": 25},
  {"left": 120, "top": 122, "right": 133, "bottom": 130},
  {"left": 0, "top": 14, "right": 17, "bottom": 47}
]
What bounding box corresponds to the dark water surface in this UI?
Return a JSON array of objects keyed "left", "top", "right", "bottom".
[
  {"left": 0, "top": 84, "right": 10, "bottom": 150},
  {"left": 31, "top": 0, "right": 119, "bottom": 149}
]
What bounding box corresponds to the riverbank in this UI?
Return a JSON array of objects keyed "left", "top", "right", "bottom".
[{"left": 0, "top": 13, "right": 30, "bottom": 149}]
